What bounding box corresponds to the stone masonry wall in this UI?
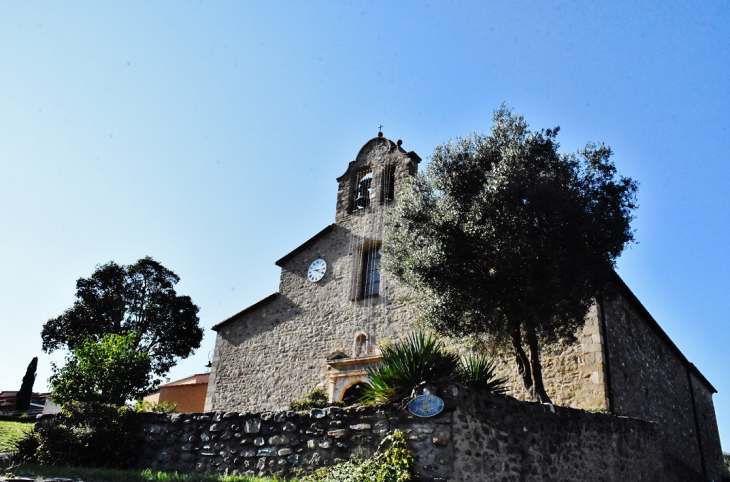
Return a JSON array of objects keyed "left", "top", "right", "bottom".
[
  {"left": 207, "top": 135, "right": 616, "bottom": 414},
  {"left": 206, "top": 138, "right": 418, "bottom": 412},
  {"left": 205, "top": 136, "right": 720, "bottom": 480},
  {"left": 690, "top": 373, "right": 725, "bottom": 481},
  {"left": 602, "top": 288, "right": 708, "bottom": 477},
  {"left": 491, "top": 303, "right": 608, "bottom": 411},
  {"left": 137, "top": 385, "right": 672, "bottom": 481},
  {"left": 206, "top": 224, "right": 414, "bottom": 412}
]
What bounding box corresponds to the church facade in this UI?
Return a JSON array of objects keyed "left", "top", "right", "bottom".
[{"left": 204, "top": 135, "right": 723, "bottom": 479}]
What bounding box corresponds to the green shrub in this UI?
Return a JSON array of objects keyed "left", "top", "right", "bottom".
[
  {"left": 363, "top": 332, "right": 508, "bottom": 405},
  {"left": 290, "top": 388, "right": 343, "bottom": 411},
  {"left": 302, "top": 430, "right": 414, "bottom": 482},
  {"left": 363, "top": 332, "right": 459, "bottom": 405},
  {"left": 457, "top": 353, "right": 508, "bottom": 393},
  {"left": 15, "top": 402, "right": 140, "bottom": 469},
  {"left": 135, "top": 400, "right": 178, "bottom": 413}
]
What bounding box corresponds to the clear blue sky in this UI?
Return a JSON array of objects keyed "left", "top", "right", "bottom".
[{"left": 1, "top": 0, "right": 728, "bottom": 449}]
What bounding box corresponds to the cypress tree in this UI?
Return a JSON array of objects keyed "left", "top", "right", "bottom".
[{"left": 15, "top": 357, "right": 38, "bottom": 412}]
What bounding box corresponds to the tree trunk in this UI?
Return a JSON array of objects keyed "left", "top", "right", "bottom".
[
  {"left": 526, "top": 331, "right": 552, "bottom": 404},
  {"left": 511, "top": 329, "right": 533, "bottom": 393}
]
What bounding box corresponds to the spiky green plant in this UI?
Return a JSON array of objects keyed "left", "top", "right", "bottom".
[
  {"left": 457, "top": 353, "right": 508, "bottom": 393},
  {"left": 363, "top": 332, "right": 459, "bottom": 404}
]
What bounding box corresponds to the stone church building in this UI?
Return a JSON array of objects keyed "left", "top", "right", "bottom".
[{"left": 205, "top": 135, "right": 723, "bottom": 479}]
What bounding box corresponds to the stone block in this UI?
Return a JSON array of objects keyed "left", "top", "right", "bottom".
[
  {"left": 328, "top": 429, "right": 348, "bottom": 439},
  {"left": 268, "top": 435, "right": 288, "bottom": 445},
  {"left": 432, "top": 429, "right": 451, "bottom": 446},
  {"left": 349, "top": 423, "right": 371, "bottom": 431},
  {"left": 373, "top": 420, "right": 389, "bottom": 434},
  {"left": 244, "top": 419, "right": 261, "bottom": 433},
  {"left": 282, "top": 421, "right": 297, "bottom": 432}
]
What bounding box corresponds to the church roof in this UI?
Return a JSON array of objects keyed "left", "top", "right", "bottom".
[
  {"left": 211, "top": 293, "right": 279, "bottom": 331},
  {"left": 275, "top": 224, "right": 335, "bottom": 267},
  {"left": 610, "top": 271, "right": 716, "bottom": 393}
]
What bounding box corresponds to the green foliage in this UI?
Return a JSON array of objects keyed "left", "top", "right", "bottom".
[
  {"left": 0, "top": 421, "right": 33, "bottom": 453},
  {"left": 302, "top": 430, "right": 414, "bottom": 482},
  {"left": 50, "top": 333, "right": 155, "bottom": 406},
  {"left": 15, "top": 357, "right": 38, "bottom": 412},
  {"left": 14, "top": 402, "right": 139, "bottom": 469},
  {"left": 4, "top": 463, "right": 288, "bottom": 482},
  {"left": 723, "top": 452, "right": 730, "bottom": 480},
  {"left": 382, "top": 105, "right": 638, "bottom": 402},
  {"left": 363, "top": 332, "right": 459, "bottom": 405},
  {"left": 291, "top": 388, "right": 343, "bottom": 411},
  {"left": 363, "top": 332, "right": 508, "bottom": 405},
  {"left": 134, "top": 399, "right": 178, "bottom": 413},
  {"left": 41, "top": 256, "right": 203, "bottom": 378},
  {"left": 457, "top": 353, "right": 508, "bottom": 394}
]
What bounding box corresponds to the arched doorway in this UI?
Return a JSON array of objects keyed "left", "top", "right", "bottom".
[{"left": 341, "top": 381, "right": 370, "bottom": 406}]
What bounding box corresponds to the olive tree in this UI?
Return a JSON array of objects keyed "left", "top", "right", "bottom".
[{"left": 382, "top": 106, "right": 638, "bottom": 403}]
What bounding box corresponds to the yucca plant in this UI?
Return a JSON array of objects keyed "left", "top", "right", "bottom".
[
  {"left": 363, "top": 332, "right": 459, "bottom": 404},
  {"left": 457, "top": 353, "right": 508, "bottom": 394}
]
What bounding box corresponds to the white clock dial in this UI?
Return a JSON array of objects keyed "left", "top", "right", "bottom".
[{"left": 307, "top": 258, "right": 327, "bottom": 282}]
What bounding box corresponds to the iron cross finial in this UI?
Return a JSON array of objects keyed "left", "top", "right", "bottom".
[{"left": 378, "top": 124, "right": 383, "bottom": 133}]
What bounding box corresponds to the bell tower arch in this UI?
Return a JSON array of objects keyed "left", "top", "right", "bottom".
[{"left": 334, "top": 134, "right": 421, "bottom": 225}]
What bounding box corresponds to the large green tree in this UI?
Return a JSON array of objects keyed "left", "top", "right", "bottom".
[
  {"left": 382, "top": 106, "right": 638, "bottom": 403},
  {"left": 41, "top": 256, "right": 202, "bottom": 378},
  {"left": 50, "top": 333, "right": 154, "bottom": 406}
]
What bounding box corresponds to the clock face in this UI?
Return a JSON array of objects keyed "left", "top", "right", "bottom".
[{"left": 307, "top": 258, "right": 327, "bottom": 282}]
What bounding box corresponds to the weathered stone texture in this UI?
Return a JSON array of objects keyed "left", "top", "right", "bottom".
[
  {"left": 136, "top": 402, "right": 454, "bottom": 480},
  {"left": 602, "top": 287, "right": 722, "bottom": 480},
  {"left": 450, "top": 388, "right": 663, "bottom": 482},
  {"left": 136, "top": 386, "right": 674, "bottom": 481},
  {"left": 492, "top": 304, "right": 609, "bottom": 411},
  {"left": 690, "top": 374, "right": 725, "bottom": 481},
  {"left": 205, "top": 136, "right": 722, "bottom": 480},
  {"left": 206, "top": 138, "right": 418, "bottom": 412}
]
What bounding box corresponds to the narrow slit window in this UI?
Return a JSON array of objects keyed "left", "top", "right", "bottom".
[
  {"left": 361, "top": 246, "right": 381, "bottom": 298},
  {"left": 354, "top": 169, "right": 372, "bottom": 210}
]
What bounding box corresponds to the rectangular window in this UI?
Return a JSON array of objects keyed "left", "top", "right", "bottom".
[{"left": 361, "top": 246, "right": 381, "bottom": 298}]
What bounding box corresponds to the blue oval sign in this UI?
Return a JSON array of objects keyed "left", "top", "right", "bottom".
[{"left": 408, "top": 395, "right": 444, "bottom": 418}]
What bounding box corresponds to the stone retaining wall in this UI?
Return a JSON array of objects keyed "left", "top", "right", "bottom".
[{"left": 136, "top": 385, "right": 687, "bottom": 481}]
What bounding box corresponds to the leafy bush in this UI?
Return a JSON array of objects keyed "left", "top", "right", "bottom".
[
  {"left": 15, "top": 402, "right": 140, "bottom": 469},
  {"left": 363, "top": 332, "right": 508, "bottom": 405},
  {"left": 135, "top": 400, "right": 178, "bottom": 413},
  {"left": 302, "top": 430, "right": 413, "bottom": 482},
  {"left": 363, "top": 332, "right": 459, "bottom": 405},
  {"left": 50, "top": 333, "right": 155, "bottom": 406},
  {"left": 290, "top": 388, "right": 343, "bottom": 411},
  {"left": 457, "top": 353, "right": 508, "bottom": 393}
]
